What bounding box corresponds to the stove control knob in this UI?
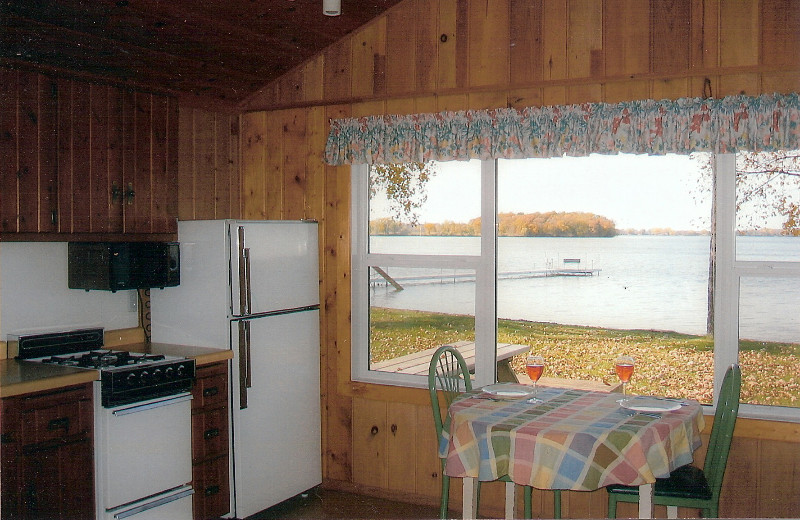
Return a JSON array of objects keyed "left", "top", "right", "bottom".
[
  {"left": 140, "top": 370, "right": 149, "bottom": 384},
  {"left": 165, "top": 367, "right": 175, "bottom": 379},
  {"left": 126, "top": 373, "right": 138, "bottom": 387},
  {"left": 177, "top": 364, "right": 186, "bottom": 377},
  {"left": 152, "top": 368, "right": 163, "bottom": 382}
]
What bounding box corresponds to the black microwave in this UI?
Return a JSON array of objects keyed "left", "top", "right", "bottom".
[{"left": 68, "top": 242, "right": 180, "bottom": 292}]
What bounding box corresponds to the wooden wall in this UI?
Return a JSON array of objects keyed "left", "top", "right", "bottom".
[
  {"left": 235, "top": 0, "right": 800, "bottom": 517},
  {"left": 176, "top": 107, "right": 242, "bottom": 221}
]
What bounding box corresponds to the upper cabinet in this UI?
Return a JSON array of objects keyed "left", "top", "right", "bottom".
[{"left": 0, "top": 67, "right": 178, "bottom": 240}]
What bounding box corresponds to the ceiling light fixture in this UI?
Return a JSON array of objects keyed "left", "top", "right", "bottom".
[{"left": 323, "top": 0, "right": 341, "bottom": 16}]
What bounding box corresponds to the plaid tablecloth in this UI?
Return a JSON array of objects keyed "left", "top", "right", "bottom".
[{"left": 439, "top": 385, "right": 705, "bottom": 491}]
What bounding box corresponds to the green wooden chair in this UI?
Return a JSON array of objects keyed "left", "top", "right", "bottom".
[
  {"left": 607, "top": 363, "right": 741, "bottom": 519},
  {"left": 429, "top": 345, "right": 545, "bottom": 519}
]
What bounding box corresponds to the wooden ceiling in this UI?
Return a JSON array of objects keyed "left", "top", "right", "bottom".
[{"left": 1, "top": 0, "right": 404, "bottom": 104}]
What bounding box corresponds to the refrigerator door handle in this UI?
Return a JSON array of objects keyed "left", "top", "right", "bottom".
[
  {"left": 244, "top": 320, "right": 252, "bottom": 388},
  {"left": 244, "top": 247, "right": 252, "bottom": 316},
  {"left": 238, "top": 320, "right": 252, "bottom": 409},
  {"left": 237, "top": 226, "right": 253, "bottom": 316}
]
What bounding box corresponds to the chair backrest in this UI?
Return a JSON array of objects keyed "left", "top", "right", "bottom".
[
  {"left": 703, "top": 363, "right": 741, "bottom": 499},
  {"left": 428, "top": 345, "right": 473, "bottom": 441}
]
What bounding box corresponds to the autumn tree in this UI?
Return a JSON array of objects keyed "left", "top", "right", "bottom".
[
  {"left": 369, "top": 162, "right": 438, "bottom": 225},
  {"left": 694, "top": 149, "right": 800, "bottom": 334}
]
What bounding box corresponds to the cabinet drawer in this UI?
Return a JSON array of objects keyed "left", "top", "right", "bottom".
[
  {"left": 192, "top": 407, "right": 228, "bottom": 464},
  {"left": 193, "top": 363, "right": 228, "bottom": 410},
  {"left": 18, "top": 385, "right": 93, "bottom": 446},
  {"left": 192, "top": 455, "right": 230, "bottom": 520}
]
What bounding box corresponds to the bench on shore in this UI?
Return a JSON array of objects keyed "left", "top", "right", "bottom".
[{"left": 371, "top": 339, "right": 622, "bottom": 392}]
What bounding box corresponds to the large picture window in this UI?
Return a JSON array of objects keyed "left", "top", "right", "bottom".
[{"left": 351, "top": 152, "right": 800, "bottom": 419}]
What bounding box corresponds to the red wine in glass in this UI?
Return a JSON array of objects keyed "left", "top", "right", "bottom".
[
  {"left": 615, "top": 355, "right": 635, "bottom": 397},
  {"left": 526, "top": 354, "right": 545, "bottom": 401}
]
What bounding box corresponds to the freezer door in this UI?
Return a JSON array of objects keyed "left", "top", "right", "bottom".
[
  {"left": 229, "top": 221, "right": 319, "bottom": 317},
  {"left": 230, "top": 310, "right": 321, "bottom": 518}
]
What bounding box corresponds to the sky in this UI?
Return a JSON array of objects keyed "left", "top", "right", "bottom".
[{"left": 385, "top": 153, "right": 714, "bottom": 232}]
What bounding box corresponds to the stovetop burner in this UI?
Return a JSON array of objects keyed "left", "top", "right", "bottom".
[{"left": 41, "top": 350, "right": 168, "bottom": 369}]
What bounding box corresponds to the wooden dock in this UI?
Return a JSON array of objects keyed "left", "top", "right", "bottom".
[{"left": 369, "top": 266, "right": 600, "bottom": 289}]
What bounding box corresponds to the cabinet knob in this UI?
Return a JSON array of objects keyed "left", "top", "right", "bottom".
[
  {"left": 370, "top": 425, "right": 379, "bottom": 435},
  {"left": 204, "top": 485, "right": 220, "bottom": 496},
  {"left": 111, "top": 181, "right": 122, "bottom": 203},
  {"left": 125, "top": 183, "right": 135, "bottom": 205},
  {"left": 204, "top": 428, "right": 220, "bottom": 440},
  {"left": 203, "top": 387, "right": 219, "bottom": 398}
]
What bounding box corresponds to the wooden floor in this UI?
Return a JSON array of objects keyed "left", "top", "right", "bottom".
[{"left": 247, "top": 487, "right": 440, "bottom": 519}]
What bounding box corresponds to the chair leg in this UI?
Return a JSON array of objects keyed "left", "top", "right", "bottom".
[
  {"left": 476, "top": 480, "right": 482, "bottom": 516},
  {"left": 553, "top": 490, "right": 562, "bottom": 519},
  {"left": 440, "top": 474, "right": 449, "bottom": 519},
  {"left": 523, "top": 486, "right": 533, "bottom": 519},
  {"left": 607, "top": 494, "right": 618, "bottom": 519}
]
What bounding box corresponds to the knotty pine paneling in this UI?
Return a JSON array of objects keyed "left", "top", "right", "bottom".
[
  {"left": 603, "top": 0, "right": 649, "bottom": 77},
  {"left": 238, "top": 0, "right": 800, "bottom": 516},
  {"left": 176, "top": 107, "right": 241, "bottom": 222},
  {"left": 509, "top": 0, "right": 544, "bottom": 86},
  {"left": 352, "top": 19, "right": 387, "bottom": 99},
  {"left": 650, "top": 0, "right": 691, "bottom": 74},
  {"left": 468, "top": 0, "right": 510, "bottom": 87}
]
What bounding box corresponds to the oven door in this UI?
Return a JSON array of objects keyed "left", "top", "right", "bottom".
[{"left": 96, "top": 392, "right": 193, "bottom": 512}]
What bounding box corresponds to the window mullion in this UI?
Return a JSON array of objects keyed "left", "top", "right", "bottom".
[
  {"left": 713, "top": 153, "right": 739, "bottom": 401},
  {"left": 474, "top": 160, "right": 498, "bottom": 387}
]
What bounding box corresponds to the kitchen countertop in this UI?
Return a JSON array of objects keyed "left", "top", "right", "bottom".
[{"left": 0, "top": 343, "right": 232, "bottom": 398}]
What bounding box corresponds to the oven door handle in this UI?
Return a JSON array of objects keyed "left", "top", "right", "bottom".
[
  {"left": 112, "top": 486, "right": 194, "bottom": 519},
  {"left": 111, "top": 393, "right": 193, "bottom": 416}
]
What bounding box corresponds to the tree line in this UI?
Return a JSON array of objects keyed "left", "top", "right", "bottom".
[{"left": 370, "top": 211, "right": 617, "bottom": 237}]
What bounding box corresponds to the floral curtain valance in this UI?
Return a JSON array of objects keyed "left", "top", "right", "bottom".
[{"left": 324, "top": 92, "right": 800, "bottom": 166}]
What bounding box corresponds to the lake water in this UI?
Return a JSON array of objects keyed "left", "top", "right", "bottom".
[{"left": 369, "top": 235, "right": 800, "bottom": 343}]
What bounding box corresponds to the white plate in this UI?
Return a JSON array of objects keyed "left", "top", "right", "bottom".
[
  {"left": 619, "top": 397, "right": 681, "bottom": 413},
  {"left": 481, "top": 383, "right": 534, "bottom": 399}
]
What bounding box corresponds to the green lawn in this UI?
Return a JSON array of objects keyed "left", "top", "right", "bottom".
[{"left": 370, "top": 307, "right": 800, "bottom": 407}]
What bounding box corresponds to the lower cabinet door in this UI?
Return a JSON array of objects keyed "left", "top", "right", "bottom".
[
  {"left": 192, "top": 455, "right": 230, "bottom": 520},
  {"left": 20, "top": 437, "right": 94, "bottom": 519}
]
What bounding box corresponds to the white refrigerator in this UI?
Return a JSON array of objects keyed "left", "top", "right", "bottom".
[{"left": 150, "top": 219, "right": 321, "bottom": 519}]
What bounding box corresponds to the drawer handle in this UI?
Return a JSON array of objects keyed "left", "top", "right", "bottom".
[
  {"left": 203, "top": 387, "right": 219, "bottom": 398},
  {"left": 204, "top": 485, "right": 220, "bottom": 496},
  {"left": 47, "top": 417, "right": 70, "bottom": 431},
  {"left": 204, "top": 428, "right": 220, "bottom": 440}
]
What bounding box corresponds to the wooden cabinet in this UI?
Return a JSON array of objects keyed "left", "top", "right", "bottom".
[
  {"left": 0, "top": 383, "right": 94, "bottom": 520},
  {"left": 0, "top": 66, "right": 178, "bottom": 240},
  {"left": 191, "top": 362, "right": 230, "bottom": 520}
]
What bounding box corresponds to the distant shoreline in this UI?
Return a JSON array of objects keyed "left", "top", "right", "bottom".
[{"left": 369, "top": 230, "right": 790, "bottom": 237}]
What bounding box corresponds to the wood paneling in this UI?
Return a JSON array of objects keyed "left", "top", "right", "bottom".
[
  {"left": 650, "top": 0, "right": 691, "bottom": 74},
  {"left": 235, "top": 0, "right": 800, "bottom": 517}
]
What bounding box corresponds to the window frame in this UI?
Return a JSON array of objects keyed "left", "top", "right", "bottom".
[{"left": 351, "top": 156, "right": 800, "bottom": 422}]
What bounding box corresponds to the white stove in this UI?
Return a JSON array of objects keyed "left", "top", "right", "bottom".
[{"left": 11, "top": 328, "right": 195, "bottom": 520}]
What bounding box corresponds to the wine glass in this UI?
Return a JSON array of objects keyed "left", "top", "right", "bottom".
[
  {"left": 525, "top": 354, "right": 545, "bottom": 402},
  {"left": 615, "top": 355, "right": 635, "bottom": 400}
]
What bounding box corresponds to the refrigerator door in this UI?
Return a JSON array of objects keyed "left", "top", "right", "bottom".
[
  {"left": 230, "top": 309, "right": 321, "bottom": 518},
  {"left": 230, "top": 221, "right": 319, "bottom": 317}
]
